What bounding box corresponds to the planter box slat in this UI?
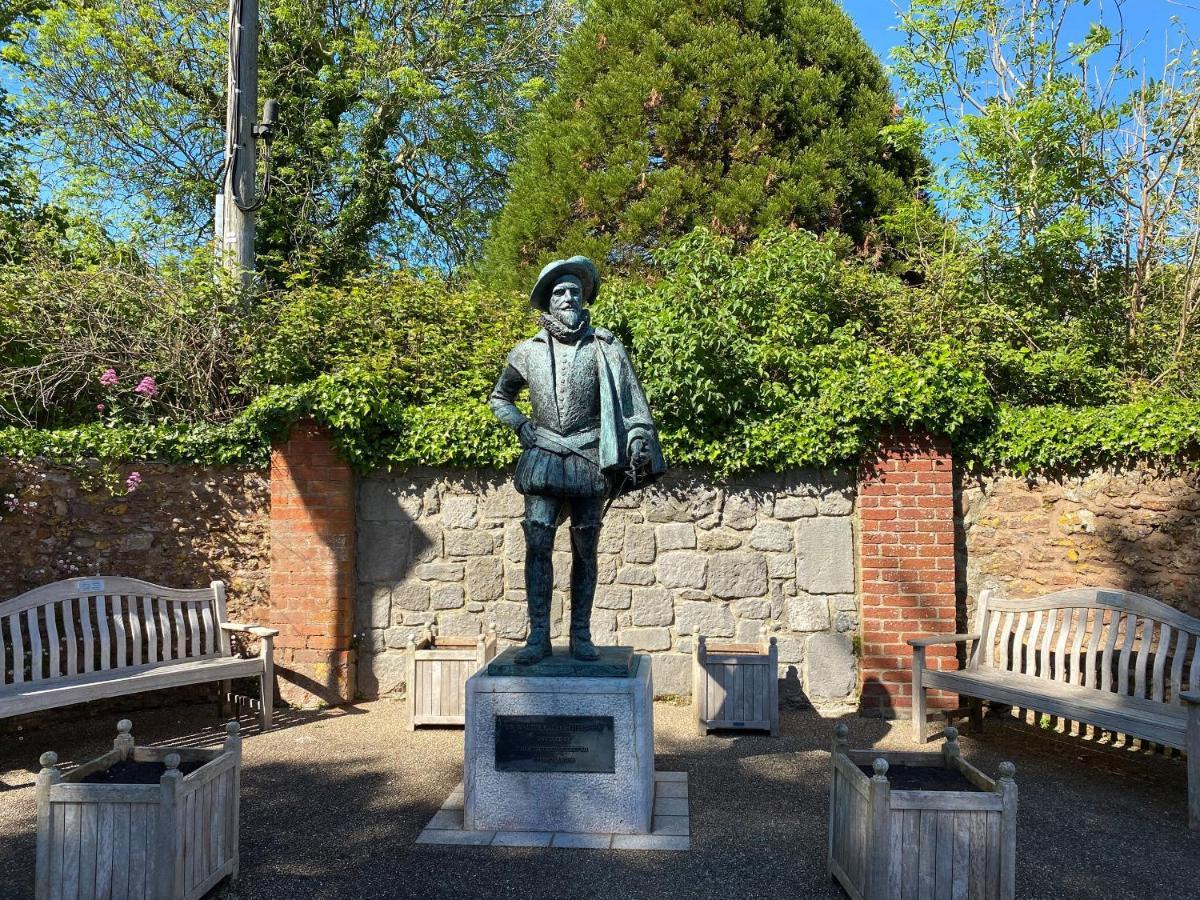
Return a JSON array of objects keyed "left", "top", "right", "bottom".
[
  {"left": 406, "top": 627, "right": 496, "bottom": 729},
  {"left": 829, "top": 726, "right": 1017, "bottom": 900}
]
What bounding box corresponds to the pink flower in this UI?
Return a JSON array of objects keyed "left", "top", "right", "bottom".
[
  {"left": 134, "top": 376, "right": 158, "bottom": 399},
  {"left": 99, "top": 368, "right": 119, "bottom": 387},
  {"left": 125, "top": 471, "right": 142, "bottom": 493},
  {"left": 96, "top": 403, "right": 105, "bottom": 413}
]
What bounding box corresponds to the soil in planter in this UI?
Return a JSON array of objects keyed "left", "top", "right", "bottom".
[
  {"left": 857, "top": 763, "right": 981, "bottom": 792},
  {"left": 81, "top": 759, "right": 206, "bottom": 785}
]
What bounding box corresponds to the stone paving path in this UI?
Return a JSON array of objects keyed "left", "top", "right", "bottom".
[{"left": 2, "top": 698, "right": 1199, "bottom": 899}]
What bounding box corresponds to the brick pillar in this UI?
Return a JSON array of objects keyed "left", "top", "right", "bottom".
[
  {"left": 269, "top": 419, "right": 356, "bottom": 707},
  {"left": 858, "top": 430, "right": 957, "bottom": 716}
]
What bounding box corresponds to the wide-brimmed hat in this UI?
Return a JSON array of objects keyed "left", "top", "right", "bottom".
[{"left": 529, "top": 256, "right": 600, "bottom": 312}]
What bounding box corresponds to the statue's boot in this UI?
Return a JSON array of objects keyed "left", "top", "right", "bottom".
[
  {"left": 515, "top": 520, "right": 555, "bottom": 665},
  {"left": 568, "top": 523, "right": 602, "bottom": 661}
]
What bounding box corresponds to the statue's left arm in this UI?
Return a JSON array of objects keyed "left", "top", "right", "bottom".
[{"left": 610, "top": 338, "right": 664, "bottom": 472}]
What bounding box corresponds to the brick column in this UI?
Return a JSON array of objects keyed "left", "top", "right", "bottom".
[
  {"left": 858, "top": 430, "right": 957, "bottom": 716},
  {"left": 269, "top": 420, "right": 356, "bottom": 707}
]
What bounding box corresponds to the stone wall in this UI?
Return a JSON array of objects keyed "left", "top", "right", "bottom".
[
  {"left": 356, "top": 468, "right": 860, "bottom": 707},
  {"left": 0, "top": 459, "right": 269, "bottom": 619},
  {"left": 961, "top": 467, "right": 1200, "bottom": 620}
]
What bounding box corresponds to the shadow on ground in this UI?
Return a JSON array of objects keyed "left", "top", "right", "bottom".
[{"left": 1, "top": 699, "right": 1198, "bottom": 899}]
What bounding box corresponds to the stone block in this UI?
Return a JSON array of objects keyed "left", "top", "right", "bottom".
[
  {"left": 624, "top": 525, "right": 657, "bottom": 564},
  {"left": 597, "top": 554, "right": 617, "bottom": 584},
  {"left": 765, "top": 551, "right": 797, "bottom": 579},
  {"left": 775, "top": 636, "right": 804, "bottom": 665},
  {"left": 795, "top": 518, "right": 854, "bottom": 594},
  {"left": 597, "top": 517, "right": 625, "bottom": 554},
  {"left": 631, "top": 587, "right": 674, "bottom": 626},
  {"left": 442, "top": 495, "right": 479, "bottom": 528},
  {"left": 359, "top": 480, "right": 422, "bottom": 522},
  {"left": 675, "top": 600, "right": 735, "bottom": 637},
  {"left": 650, "top": 654, "right": 691, "bottom": 697},
  {"left": 503, "top": 522, "right": 525, "bottom": 562},
  {"left": 750, "top": 521, "right": 792, "bottom": 552},
  {"left": 417, "top": 562, "right": 464, "bottom": 582},
  {"left": 358, "top": 522, "right": 411, "bottom": 581},
  {"left": 357, "top": 584, "right": 392, "bottom": 630},
  {"left": 731, "top": 598, "right": 772, "bottom": 620},
  {"left": 697, "top": 529, "right": 743, "bottom": 551},
  {"left": 480, "top": 482, "right": 524, "bottom": 519},
  {"left": 735, "top": 620, "right": 765, "bottom": 642},
  {"left": 621, "top": 627, "right": 671, "bottom": 651},
  {"left": 591, "top": 609, "right": 619, "bottom": 644},
  {"left": 357, "top": 651, "right": 406, "bottom": 698},
  {"left": 488, "top": 602, "right": 527, "bottom": 639},
  {"left": 657, "top": 552, "right": 708, "bottom": 589},
  {"left": 504, "top": 562, "right": 525, "bottom": 591},
  {"left": 774, "top": 496, "right": 818, "bottom": 520},
  {"left": 709, "top": 551, "right": 768, "bottom": 598},
  {"left": 431, "top": 583, "right": 465, "bottom": 610},
  {"left": 436, "top": 614, "right": 482, "bottom": 643},
  {"left": 643, "top": 481, "right": 719, "bottom": 524},
  {"left": 722, "top": 492, "right": 759, "bottom": 529},
  {"left": 656, "top": 523, "right": 696, "bottom": 551},
  {"left": 466, "top": 557, "right": 504, "bottom": 602},
  {"left": 595, "top": 585, "right": 633, "bottom": 610},
  {"left": 617, "top": 565, "right": 657, "bottom": 585},
  {"left": 553, "top": 551, "right": 572, "bottom": 591},
  {"left": 805, "top": 632, "right": 856, "bottom": 699},
  {"left": 788, "top": 595, "right": 830, "bottom": 632},
  {"left": 444, "top": 529, "right": 494, "bottom": 557},
  {"left": 391, "top": 581, "right": 431, "bottom": 614},
  {"left": 818, "top": 485, "right": 854, "bottom": 516}
]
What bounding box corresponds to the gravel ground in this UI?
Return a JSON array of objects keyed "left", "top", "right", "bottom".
[{"left": 2, "top": 697, "right": 1198, "bottom": 900}]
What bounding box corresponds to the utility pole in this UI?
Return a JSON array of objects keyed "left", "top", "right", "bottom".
[{"left": 216, "top": 0, "right": 275, "bottom": 288}]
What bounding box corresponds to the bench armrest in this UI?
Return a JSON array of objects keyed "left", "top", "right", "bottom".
[
  {"left": 907, "top": 633, "right": 981, "bottom": 648},
  {"left": 220, "top": 622, "right": 280, "bottom": 639},
  {"left": 1180, "top": 691, "right": 1200, "bottom": 705}
]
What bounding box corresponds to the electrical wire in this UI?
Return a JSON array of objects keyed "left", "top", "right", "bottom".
[{"left": 223, "top": 0, "right": 272, "bottom": 213}]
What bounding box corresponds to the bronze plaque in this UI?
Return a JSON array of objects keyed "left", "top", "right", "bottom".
[{"left": 494, "top": 715, "right": 615, "bottom": 773}]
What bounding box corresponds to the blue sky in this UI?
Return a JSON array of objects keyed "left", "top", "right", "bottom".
[{"left": 838, "top": 0, "right": 1199, "bottom": 97}]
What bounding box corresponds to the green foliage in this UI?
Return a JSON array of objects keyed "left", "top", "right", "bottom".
[
  {"left": 2, "top": 227, "right": 1198, "bottom": 475},
  {"left": 483, "top": 0, "right": 924, "bottom": 288},
  {"left": 3, "top": 0, "right": 571, "bottom": 278}
]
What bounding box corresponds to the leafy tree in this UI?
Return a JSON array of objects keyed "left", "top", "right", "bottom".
[
  {"left": 4, "top": 0, "right": 573, "bottom": 278},
  {"left": 483, "top": 0, "right": 924, "bottom": 286},
  {"left": 893, "top": 0, "right": 1200, "bottom": 396}
]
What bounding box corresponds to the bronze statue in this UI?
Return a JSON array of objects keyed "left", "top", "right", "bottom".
[{"left": 489, "top": 256, "right": 665, "bottom": 664}]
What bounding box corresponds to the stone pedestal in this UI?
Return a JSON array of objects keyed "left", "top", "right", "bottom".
[{"left": 463, "top": 647, "right": 655, "bottom": 834}]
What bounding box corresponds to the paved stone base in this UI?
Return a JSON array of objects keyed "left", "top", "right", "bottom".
[{"left": 417, "top": 771, "right": 690, "bottom": 850}]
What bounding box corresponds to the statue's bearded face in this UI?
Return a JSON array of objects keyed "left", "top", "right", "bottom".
[{"left": 549, "top": 276, "right": 585, "bottom": 328}]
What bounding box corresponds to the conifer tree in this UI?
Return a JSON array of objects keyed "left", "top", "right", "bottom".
[{"left": 484, "top": 0, "right": 924, "bottom": 285}]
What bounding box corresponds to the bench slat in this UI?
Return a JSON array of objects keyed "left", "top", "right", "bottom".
[
  {"left": 113, "top": 596, "right": 127, "bottom": 670},
  {"left": 200, "top": 603, "right": 215, "bottom": 657},
  {"left": 0, "top": 614, "right": 6, "bottom": 685},
  {"left": 1012, "top": 612, "right": 1029, "bottom": 675},
  {"left": 1190, "top": 634, "right": 1200, "bottom": 694},
  {"left": 1040, "top": 609, "right": 1057, "bottom": 681},
  {"left": 983, "top": 607, "right": 1000, "bottom": 668},
  {"left": 46, "top": 601, "right": 60, "bottom": 680},
  {"left": 27, "top": 608, "right": 43, "bottom": 681},
  {"left": 1055, "top": 609, "right": 1071, "bottom": 684},
  {"left": 1134, "top": 618, "right": 1153, "bottom": 700},
  {"left": 1101, "top": 612, "right": 1120, "bottom": 693},
  {"left": 80, "top": 596, "right": 95, "bottom": 674},
  {"left": 9, "top": 613, "right": 24, "bottom": 684},
  {"left": 1070, "top": 609, "right": 1087, "bottom": 686},
  {"left": 1153, "top": 624, "right": 1171, "bottom": 703},
  {"left": 187, "top": 602, "right": 202, "bottom": 658},
  {"left": 143, "top": 596, "right": 157, "bottom": 664},
  {"left": 997, "top": 613, "right": 1014, "bottom": 671},
  {"left": 174, "top": 603, "right": 187, "bottom": 659},
  {"left": 97, "top": 595, "right": 111, "bottom": 671},
  {"left": 1083, "top": 608, "right": 1104, "bottom": 689},
  {"left": 158, "top": 597, "right": 173, "bottom": 661},
  {"left": 1026, "top": 611, "right": 1042, "bottom": 676},
  {"left": 1118, "top": 615, "right": 1137, "bottom": 696},
  {"left": 62, "top": 597, "right": 77, "bottom": 677},
  {"left": 129, "top": 598, "right": 143, "bottom": 666},
  {"left": 1171, "top": 630, "right": 1188, "bottom": 705}
]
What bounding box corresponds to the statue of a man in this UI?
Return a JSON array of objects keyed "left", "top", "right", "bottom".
[{"left": 489, "top": 256, "right": 665, "bottom": 664}]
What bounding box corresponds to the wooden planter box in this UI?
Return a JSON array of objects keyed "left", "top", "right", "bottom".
[
  {"left": 406, "top": 625, "right": 497, "bottom": 729},
  {"left": 828, "top": 725, "right": 1017, "bottom": 900},
  {"left": 692, "top": 634, "right": 779, "bottom": 735},
  {"left": 35, "top": 718, "right": 242, "bottom": 900}
]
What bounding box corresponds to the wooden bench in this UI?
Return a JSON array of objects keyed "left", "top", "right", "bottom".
[
  {"left": 909, "top": 587, "right": 1200, "bottom": 828},
  {"left": 0, "top": 576, "right": 276, "bottom": 730}
]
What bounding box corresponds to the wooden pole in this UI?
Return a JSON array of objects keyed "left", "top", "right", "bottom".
[{"left": 218, "top": 0, "right": 258, "bottom": 287}]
